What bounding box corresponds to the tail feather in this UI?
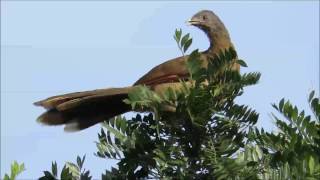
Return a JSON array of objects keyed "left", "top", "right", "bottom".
[
  {"left": 35, "top": 82, "right": 187, "bottom": 131},
  {"left": 63, "top": 115, "right": 107, "bottom": 132},
  {"left": 55, "top": 87, "right": 133, "bottom": 111},
  {"left": 35, "top": 87, "right": 133, "bottom": 131},
  {"left": 37, "top": 109, "right": 67, "bottom": 125},
  {"left": 34, "top": 88, "right": 121, "bottom": 109}
]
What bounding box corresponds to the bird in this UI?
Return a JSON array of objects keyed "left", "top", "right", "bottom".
[{"left": 34, "top": 10, "right": 238, "bottom": 132}]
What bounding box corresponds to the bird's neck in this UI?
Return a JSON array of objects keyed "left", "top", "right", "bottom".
[{"left": 205, "top": 29, "right": 233, "bottom": 55}]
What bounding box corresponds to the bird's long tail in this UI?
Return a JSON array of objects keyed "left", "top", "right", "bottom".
[{"left": 34, "top": 87, "right": 134, "bottom": 132}]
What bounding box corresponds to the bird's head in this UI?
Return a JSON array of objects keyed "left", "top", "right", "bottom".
[{"left": 188, "top": 10, "right": 224, "bottom": 33}]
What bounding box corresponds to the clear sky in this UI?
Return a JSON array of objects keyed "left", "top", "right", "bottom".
[{"left": 1, "top": 1, "right": 319, "bottom": 179}]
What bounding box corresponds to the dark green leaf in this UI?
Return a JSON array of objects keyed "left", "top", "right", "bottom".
[
  {"left": 40, "top": 171, "right": 56, "bottom": 180},
  {"left": 180, "top": 33, "right": 190, "bottom": 47},
  {"left": 174, "top": 28, "right": 182, "bottom": 43},
  {"left": 80, "top": 170, "right": 92, "bottom": 180},
  {"left": 279, "top": 98, "right": 285, "bottom": 111},
  {"left": 51, "top": 161, "right": 58, "bottom": 177},
  {"left": 237, "top": 59, "right": 247, "bottom": 67},
  {"left": 183, "top": 38, "right": 192, "bottom": 53},
  {"left": 60, "top": 166, "right": 73, "bottom": 180},
  {"left": 309, "top": 90, "right": 315, "bottom": 102}
]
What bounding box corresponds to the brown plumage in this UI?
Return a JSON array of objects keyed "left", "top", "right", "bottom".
[{"left": 34, "top": 10, "right": 238, "bottom": 131}]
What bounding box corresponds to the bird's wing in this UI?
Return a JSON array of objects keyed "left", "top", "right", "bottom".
[
  {"left": 134, "top": 53, "right": 210, "bottom": 86},
  {"left": 134, "top": 55, "right": 190, "bottom": 86}
]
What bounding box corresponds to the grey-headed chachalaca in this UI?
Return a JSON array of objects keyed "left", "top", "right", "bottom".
[{"left": 34, "top": 10, "right": 238, "bottom": 131}]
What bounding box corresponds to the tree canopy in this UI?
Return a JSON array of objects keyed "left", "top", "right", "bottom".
[{"left": 5, "top": 29, "right": 320, "bottom": 180}]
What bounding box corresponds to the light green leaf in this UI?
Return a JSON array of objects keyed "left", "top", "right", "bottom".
[
  {"left": 65, "top": 162, "right": 80, "bottom": 179},
  {"left": 4, "top": 174, "right": 10, "bottom": 180},
  {"left": 7, "top": 161, "right": 25, "bottom": 180},
  {"left": 255, "top": 145, "right": 263, "bottom": 159},
  {"left": 308, "top": 156, "right": 315, "bottom": 174}
]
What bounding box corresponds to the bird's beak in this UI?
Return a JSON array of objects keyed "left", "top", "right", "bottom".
[{"left": 186, "top": 17, "right": 202, "bottom": 26}]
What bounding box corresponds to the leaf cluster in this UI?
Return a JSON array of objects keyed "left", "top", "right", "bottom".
[
  {"left": 39, "top": 155, "right": 92, "bottom": 180},
  {"left": 251, "top": 91, "right": 320, "bottom": 179},
  {"left": 3, "top": 161, "right": 25, "bottom": 180},
  {"left": 174, "top": 28, "right": 193, "bottom": 55}
]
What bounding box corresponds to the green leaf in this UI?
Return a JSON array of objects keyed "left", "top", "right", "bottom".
[
  {"left": 255, "top": 145, "right": 263, "bottom": 159},
  {"left": 80, "top": 170, "right": 92, "bottom": 180},
  {"left": 180, "top": 33, "right": 190, "bottom": 47},
  {"left": 81, "top": 155, "right": 86, "bottom": 170},
  {"left": 292, "top": 106, "right": 298, "bottom": 120},
  {"left": 103, "top": 118, "right": 127, "bottom": 142},
  {"left": 51, "top": 161, "right": 57, "bottom": 177},
  {"left": 237, "top": 59, "right": 247, "bottom": 67},
  {"left": 76, "top": 156, "right": 82, "bottom": 170},
  {"left": 279, "top": 98, "right": 285, "bottom": 111},
  {"left": 186, "top": 49, "right": 201, "bottom": 77},
  {"left": 60, "top": 166, "right": 73, "bottom": 180},
  {"left": 65, "top": 162, "right": 80, "bottom": 178},
  {"left": 183, "top": 38, "right": 192, "bottom": 53},
  {"left": 174, "top": 28, "right": 182, "bottom": 43},
  {"left": 4, "top": 174, "right": 10, "bottom": 180},
  {"left": 5, "top": 161, "right": 26, "bottom": 180},
  {"left": 311, "top": 97, "right": 320, "bottom": 120},
  {"left": 309, "top": 90, "right": 315, "bottom": 102},
  {"left": 308, "top": 156, "right": 315, "bottom": 174},
  {"left": 40, "top": 171, "right": 56, "bottom": 180}
]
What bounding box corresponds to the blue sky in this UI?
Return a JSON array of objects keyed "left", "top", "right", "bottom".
[{"left": 1, "top": 1, "right": 319, "bottom": 179}]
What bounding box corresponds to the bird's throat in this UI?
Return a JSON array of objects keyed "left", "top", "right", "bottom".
[{"left": 206, "top": 29, "right": 233, "bottom": 55}]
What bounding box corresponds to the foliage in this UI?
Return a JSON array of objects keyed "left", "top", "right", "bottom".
[
  {"left": 3, "top": 161, "right": 25, "bottom": 180},
  {"left": 250, "top": 90, "right": 320, "bottom": 179},
  {"left": 97, "top": 29, "right": 261, "bottom": 179},
  {"left": 38, "top": 155, "right": 92, "bottom": 180},
  {"left": 95, "top": 29, "right": 320, "bottom": 179}
]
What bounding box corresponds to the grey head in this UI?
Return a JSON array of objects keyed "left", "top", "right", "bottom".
[
  {"left": 188, "top": 10, "right": 227, "bottom": 34},
  {"left": 187, "top": 10, "right": 232, "bottom": 53}
]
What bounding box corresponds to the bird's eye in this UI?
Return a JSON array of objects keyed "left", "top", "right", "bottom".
[{"left": 202, "top": 15, "right": 207, "bottom": 21}]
